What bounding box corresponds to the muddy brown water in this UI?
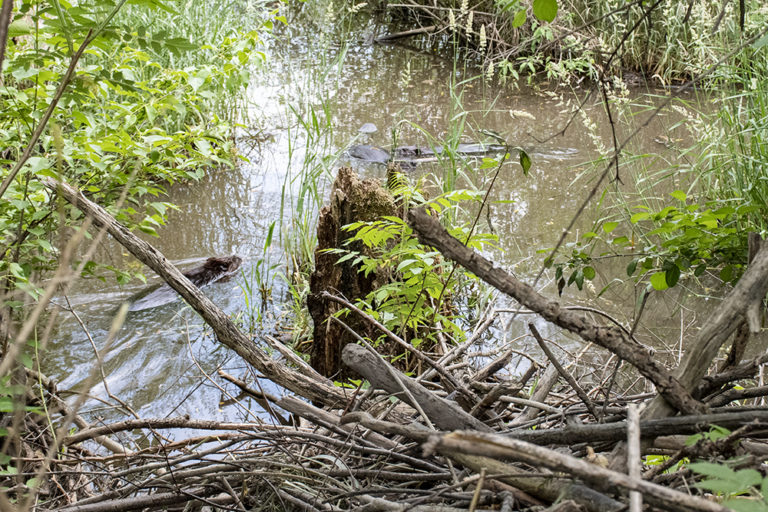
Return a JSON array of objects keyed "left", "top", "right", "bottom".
[{"left": 45, "top": 16, "right": 716, "bottom": 430}]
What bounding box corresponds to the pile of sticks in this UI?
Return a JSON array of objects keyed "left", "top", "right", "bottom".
[{"left": 29, "top": 180, "right": 768, "bottom": 511}]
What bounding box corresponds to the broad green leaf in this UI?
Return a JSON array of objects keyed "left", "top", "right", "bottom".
[
  {"left": 670, "top": 190, "right": 687, "bottom": 202},
  {"left": 603, "top": 221, "right": 619, "bottom": 233},
  {"left": 688, "top": 462, "right": 737, "bottom": 480},
  {"left": 753, "top": 33, "right": 768, "bottom": 49},
  {"left": 8, "top": 20, "right": 32, "bottom": 37},
  {"left": 574, "top": 271, "right": 584, "bottom": 290},
  {"left": 626, "top": 260, "right": 637, "bottom": 277},
  {"left": 665, "top": 265, "right": 680, "bottom": 287},
  {"left": 695, "top": 480, "right": 745, "bottom": 494},
  {"left": 723, "top": 498, "right": 768, "bottom": 512},
  {"left": 512, "top": 9, "right": 527, "bottom": 27},
  {"left": 583, "top": 266, "right": 595, "bottom": 280},
  {"left": 720, "top": 265, "right": 734, "bottom": 283},
  {"left": 532, "top": 0, "right": 557, "bottom": 22},
  {"left": 649, "top": 272, "right": 668, "bottom": 290}
]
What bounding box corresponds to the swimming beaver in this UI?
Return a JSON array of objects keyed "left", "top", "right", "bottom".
[
  {"left": 128, "top": 255, "right": 243, "bottom": 312},
  {"left": 348, "top": 143, "right": 507, "bottom": 164}
]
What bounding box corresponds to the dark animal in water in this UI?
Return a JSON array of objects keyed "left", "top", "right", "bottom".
[
  {"left": 348, "top": 143, "right": 507, "bottom": 165},
  {"left": 348, "top": 145, "right": 391, "bottom": 163},
  {"left": 128, "top": 255, "right": 243, "bottom": 312}
]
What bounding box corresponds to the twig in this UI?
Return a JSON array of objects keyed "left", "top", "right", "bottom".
[
  {"left": 529, "top": 323, "right": 599, "bottom": 421},
  {"left": 627, "top": 404, "right": 642, "bottom": 512}
]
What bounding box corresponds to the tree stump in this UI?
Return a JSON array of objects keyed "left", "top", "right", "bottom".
[{"left": 307, "top": 167, "right": 397, "bottom": 379}]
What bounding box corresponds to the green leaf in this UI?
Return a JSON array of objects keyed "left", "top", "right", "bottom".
[
  {"left": 670, "top": 190, "right": 687, "bottom": 202},
  {"left": 532, "top": 0, "right": 558, "bottom": 22},
  {"left": 720, "top": 264, "right": 734, "bottom": 283},
  {"left": 574, "top": 271, "right": 584, "bottom": 290},
  {"left": 602, "top": 221, "right": 619, "bottom": 233},
  {"left": 649, "top": 272, "right": 669, "bottom": 291},
  {"left": 583, "top": 266, "right": 595, "bottom": 280},
  {"left": 753, "top": 33, "right": 768, "bottom": 49},
  {"left": 519, "top": 149, "right": 531, "bottom": 175},
  {"left": 8, "top": 20, "right": 32, "bottom": 37},
  {"left": 696, "top": 479, "right": 744, "bottom": 494},
  {"left": 665, "top": 265, "right": 681, "bottom": 288},
  {"left": 688, "top": 462, "right": 737, "bottom": 480},
  {"left": 626, "top": 260, "right": 637, "bottom": 277},
  {"left": 723, "top": 498, "right": 768, "bottom": 512},
  {"left": 512, "top": 9, "right": 527, "bottom": 27}
]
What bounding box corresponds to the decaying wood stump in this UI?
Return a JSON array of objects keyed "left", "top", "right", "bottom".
[{"left": 308, "top": 167, "right": 397, "bottom": 379}]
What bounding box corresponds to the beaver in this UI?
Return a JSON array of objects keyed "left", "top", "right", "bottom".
[
  {"left": 348, "top": 143, "right": 507, "bottom": 165},
  {"left": 128, "top": 255, "right": 243, "bottom": 312}
]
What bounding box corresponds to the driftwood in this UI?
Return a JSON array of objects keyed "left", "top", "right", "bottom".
[
  {"left": 342, "top": 343, "right": 490, "bottom": 432},
  {"left": 426, "top": 431, "right": 731, "bottom": 512}
]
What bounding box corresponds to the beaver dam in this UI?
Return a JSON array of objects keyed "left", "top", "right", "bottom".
[{"left": 7, "top": 1, "right": 768, "bottom": 511}]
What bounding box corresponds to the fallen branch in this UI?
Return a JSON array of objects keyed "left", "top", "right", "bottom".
[
  {"left": 342, "top": 343, "right": 491, "bottom": 432},
  {"left": 427, "top": 430, "right": 731, "bottom": 512},
  {"left": 407, "top": 206, "right": 702, "bottom": 415}
]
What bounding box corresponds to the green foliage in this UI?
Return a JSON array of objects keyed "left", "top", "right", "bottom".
[
  {"left": 686, "top": 425, "right": 732, "bottom": 446},
  {"left": 551, "top": 191, "right": 755, "bottom": 294},
  {"left": 1, "top": 0, "right": 272, "bottom": 305},
  {"left": 532, "top": 0, "right": 557, "bottom": 23},
  {"left": 689, "top": 460, "right": 768, "bottom": 511},
  {"left": 327, "top": 188, "right": 497, "bottom": 348}
]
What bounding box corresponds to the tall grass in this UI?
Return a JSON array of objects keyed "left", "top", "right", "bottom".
[{"left": 696, "top": 79, "right": 768, "bottom": 231}]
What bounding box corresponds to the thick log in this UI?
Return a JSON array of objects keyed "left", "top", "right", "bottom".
[
  {"left": 342, "top": 344, "right": 491, "bottom": 432},
  {"left": 44, "top": 177, "right": 346, "bottom": 406},
  {"left": 343, "top": 408, "right": 768, "bottom": 447},
  {"left": 407, "top": 207, "right": 702, "bottom": 415},
  {"left": 450, "top": 452, "right": 624, "bottom": 512}
]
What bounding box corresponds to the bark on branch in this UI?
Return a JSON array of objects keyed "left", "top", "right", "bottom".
[{"left": 428, "top": 430, "right": 731, "bottom": 512}]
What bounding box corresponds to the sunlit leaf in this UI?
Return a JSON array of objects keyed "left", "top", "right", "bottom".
[
  {"left": 649, "top": 272, "right": 668, "bottom": 290},
  {"left": 532, "top": 0, "right": 557, "bottom": 22},
  {"left": 512, "top": 9, "right": 527, "bottom": 27}
]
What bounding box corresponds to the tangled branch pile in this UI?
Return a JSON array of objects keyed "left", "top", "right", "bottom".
[{"left": 11, "top": 174, "right": 768, "bottom": 511}]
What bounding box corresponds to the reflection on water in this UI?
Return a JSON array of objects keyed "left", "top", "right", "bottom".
[{"left": 44, "top": 12, "right": 705, "bottom": 428}]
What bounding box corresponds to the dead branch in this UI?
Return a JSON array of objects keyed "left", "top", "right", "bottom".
[
  {"left": 407, "top": 206, "right": 702, "bottom": 415},
  {"left": 342, "top": 343, "right": 491, "bottom": 432},
  {"left": 428, "top": 430, "right": 731, "bottom": 512}
]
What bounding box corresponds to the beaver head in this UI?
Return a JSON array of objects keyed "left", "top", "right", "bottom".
[
  {"left": 185, "top": 255, "right": 243, "bottom": 287},
  {"left": 202, "top": 255, "right": 243, "bottom": 275}
]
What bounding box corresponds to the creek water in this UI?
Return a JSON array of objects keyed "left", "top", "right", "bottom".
[{"left": 44, "top": 8, "right": 711, "bottom": 430}]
